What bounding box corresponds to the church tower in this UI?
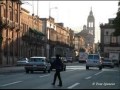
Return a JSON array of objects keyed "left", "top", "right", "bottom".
[{"left": 87, "top": 7, "right": 95, "bottom": 43}]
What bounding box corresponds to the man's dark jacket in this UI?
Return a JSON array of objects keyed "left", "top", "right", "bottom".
[{"left": 53, "top": 58, "right": 63, "bottom": 71}]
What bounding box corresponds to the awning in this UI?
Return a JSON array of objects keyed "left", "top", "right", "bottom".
[{"left": 29, "top": 28, "right": 45, "bottom": 36}]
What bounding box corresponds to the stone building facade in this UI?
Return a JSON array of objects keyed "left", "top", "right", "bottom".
[
  {"left": 0, "top": 0, "right": 21, "bottom": 66},
  {"left": 21, "top": 7, "right": 45, "bottom": 58},
  {"left": 74, "top": 34, "right": 85, "bottom": 51},
  {"left": 0, "top": 0, "right": 75, "bottom": 66},
  {"left": 40, "top": 17, "right": 75, "bottom": 59},
  {"left": 100, "top": 18, "right": 120, "bottom": 60}
]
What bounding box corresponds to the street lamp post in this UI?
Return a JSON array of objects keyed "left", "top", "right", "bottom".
[
  {"left": 47, "top": 3, "right": 58, "bottom": 59},
  {"left": 49, "top": 1, "right": 58, "bottom": 17},
  {"left": 20, "top": 1, "right": 33, "bottom": 58},
  {"left": 49, "top": 7, "right": 58, "bottom": 18}
]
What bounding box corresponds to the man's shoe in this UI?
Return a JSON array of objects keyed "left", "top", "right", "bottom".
[
  {"left": 57, "top": 84, "right": 62, "bottom": 87},
  {"left": 51, "top": 83, "right": 55, "bottom": 85}
]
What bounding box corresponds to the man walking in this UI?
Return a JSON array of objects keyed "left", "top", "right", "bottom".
[{"left": 52, "top": 54, "right": 63, "bottom": 87}]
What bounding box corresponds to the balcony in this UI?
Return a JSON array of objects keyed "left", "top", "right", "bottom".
[
  {"left": 29, "top": 27, "right": 45, "bottom": 36},
  {"left": 0, "top": 17, "right": 18, "bottom": 30},
  {"left": 8, "top": 20, "right": 15, "bottom": 29},
  {"left": 0, "top": 17, "right": 7, "bottom": 29},
  {"left": 103, "top": 43, "right": 120, "bottom": 47},
  {"left": 110, "top": 43, "right": 119, "bottom": 47},
  {"left": 0, "top": 1, "right": 5, "bottom": 5},
  {"left": 15, "top": 22, "right": 19, "bottom": 31},
  {"left": 22, "top": 34, "right": 30, "bottom": 41},
  {"left": 22, "top": 34, "right": 45, "bottom": 46}
]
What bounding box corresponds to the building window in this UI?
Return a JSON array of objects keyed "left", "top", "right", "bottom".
[
  {"left": 118, "top": 36, "right": 120, "bottom": 44},
  {"left": 15, "top": 12, "right": 18, "bottom": 22},
  {"left": 4, "top": 8, "right": 6, "bottom": 17},
  {"left": 23, "top": 23, "right": 25, "bottom": 34},
  {"left": 104, "top": 35, "right": 110, "bottom": 44},
  {"left": 0, "top": 6, "right": 1, "bottom": 18},
  {"left": 9, "top": 10, "right": 12, "bottom": 20},
  {"left": 106, "top": 31, "right": 108, "bottom": 35},
  {"left": 111, "top": 36, "right": 117, "bottom": 44},
  {"left": 89, "top": 22, "right": 93, "bottom": 27}
]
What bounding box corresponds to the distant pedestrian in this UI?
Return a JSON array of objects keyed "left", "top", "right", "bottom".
[{"left": 52, "top": 54, "right": 63, "bottom": 87}]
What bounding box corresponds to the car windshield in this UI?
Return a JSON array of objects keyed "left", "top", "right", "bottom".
[
  {"left": 94, "top": 55, "right": 99, "bottom": 60},
  {"left": 29, "top": 58, "right": 45, "bottom": 62},
  {"left": 88, "top": 55, "right": 93, "bottom": 59},
  {"left": 67, "top": 57, "right": 72, "bottom": 59},
  {"left": 19, "top": 58, "right": 28, "bottom": 61},
  {"left": 88, "top": 55, "right": 99, "bottom": 60}
]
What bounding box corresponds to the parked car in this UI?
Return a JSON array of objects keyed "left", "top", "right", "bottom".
[
  {"left": 61, "top": 57, "right": 67, "bottom": 63},
  {"left": 49, "top": 56, "right": 66, "bottom": 71},
  {"left": 86, "top": 54, "right": 102, "bottom": 70},
  {"left": 17, "top": 58, "right": 29, "bottom": 66},
  {"left": 24, "top": 57, "right": 51, "bottom": 73},
  {"left": 66, "top": 57, "right": 73, "bottom": 63},
  {"left": 102, "top": 58, "right": 114, "bottom": 68},
  {"left": 101, "top": 57, "right": 104, "bottom": 61},
  {"left": 112, "top": 59, "right": 119, "bottom": 67}
]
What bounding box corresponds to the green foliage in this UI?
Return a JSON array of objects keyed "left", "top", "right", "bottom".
[{"left": 113, "top": 1, "right": 120, "bottom": 36}]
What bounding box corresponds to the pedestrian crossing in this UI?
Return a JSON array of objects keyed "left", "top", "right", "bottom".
[
  {"left": 66, "top": 65, "right": 119, "bottom": 72},
  {"left": 66, "top": 66, "right": 85, "bottom": 70}
]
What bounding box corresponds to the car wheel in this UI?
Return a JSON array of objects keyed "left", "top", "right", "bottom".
[
  {"left": 86, "top": 66, "right": 89, "bottom": 70},
  {"left": 99, "top": 66, "right": 102, "bottom": 70},
  {"left": 31, "top": 70, "right": 33, "bottom": 73},
  {"left": 111, "top": 66, "right": 114, "bottom": 68},
  {"left": 25, "top": 70, "right": 29, "bottom": 73},
  {"left": 64, "top": 67, "right": 66, "bottom": 71},
  {"left": 102, "top": 66, "right": 104, "bottom": 68},
  {"left": 50, "top": 66, "right": 53, "bottom": 71},
  {"left": 63, "top": 67, "right": 66, "bottom": 71},
  {"left": 44, "top": 70, "right": 46, "bottom": 73},
  {"left": 48, "top": 69, "right": 50, "bottom": 73},
  {"left": 64, "top": 65, "right": 66, "bottom": 71},
  {"left": 117, "top": 64, "right": 119, "bottom": 67}
]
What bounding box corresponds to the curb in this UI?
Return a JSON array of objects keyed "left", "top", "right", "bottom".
[
  {"left": 0, "top": 66, "right": 25, "bottom": 74},
  {"left": 0, "top": 69, "right": 25, "bottom": 74}
]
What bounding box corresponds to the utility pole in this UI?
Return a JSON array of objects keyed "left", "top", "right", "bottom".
[{"left": 48, "top": 2, "right": 58, "bottom": 59}]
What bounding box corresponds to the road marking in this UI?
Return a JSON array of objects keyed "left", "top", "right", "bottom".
[
  {"left": 66, "top": 66, "right": 85, "bottom": 70},
  {"left": 67, "top": 66, "right": 85, "bottom": 68},
  {"left": 85, "top": 76, "right": 92, "bottom": 79},
  {"left": 1, "top": 81, "right": 22, "bottom": 87},
  {"left": 65, "top": 69, "right": 76, "bottom": 72},
  {"left": 94, "top": 71, "right": 103, "bottom": 76},
  {"left": 103, "top": 69, "right": 119, "bottom": 72},
  {"left": 39, "top": 74, "right": 50, "bottom": 78},
  {"left": 67, "top": 83, "right": 80, "bottom": 89}
]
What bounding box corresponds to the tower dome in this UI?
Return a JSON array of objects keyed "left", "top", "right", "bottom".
[
  {"left": 87, "top": 7, "right": 94, "bottom": 21},
  {"left": 87, "top": 7, "right": 95, "bottom": 43}
]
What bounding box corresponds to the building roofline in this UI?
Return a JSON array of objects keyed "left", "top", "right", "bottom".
[{"left": 21, "top": 7, "right": 30, "bottom": 13}]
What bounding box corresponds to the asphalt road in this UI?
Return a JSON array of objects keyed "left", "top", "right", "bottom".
[{"left": 0, "top": 62, "right": 119, "bottom": 89}]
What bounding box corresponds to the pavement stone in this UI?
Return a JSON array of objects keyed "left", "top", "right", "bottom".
[{"left": 0, "top": 66, "right": 24, "bottom": 74}]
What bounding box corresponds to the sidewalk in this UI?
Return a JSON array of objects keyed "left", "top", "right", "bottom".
[{"left": 0, "top": 66, "right": 24, "bottom": 74}]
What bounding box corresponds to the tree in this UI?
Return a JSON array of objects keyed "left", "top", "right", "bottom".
[{"left": 113, "top": 1, "right": 120, "bottom": 36}]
